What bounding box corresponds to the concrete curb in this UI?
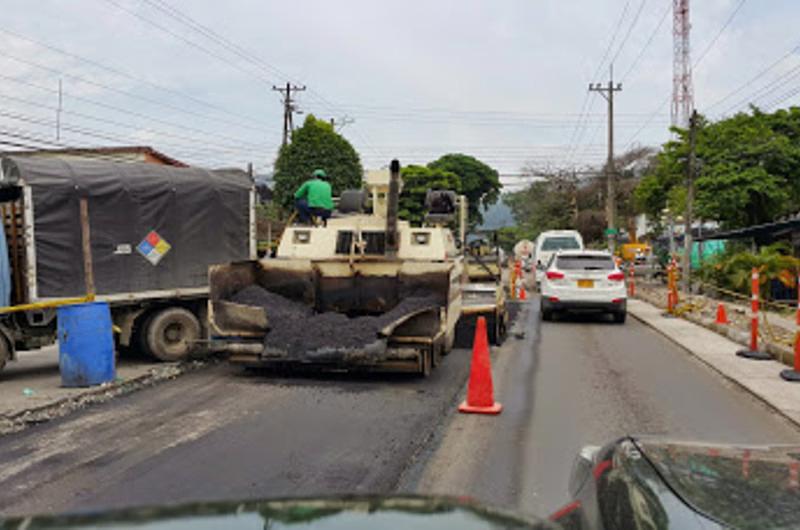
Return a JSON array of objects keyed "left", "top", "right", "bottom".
[
  {"left": 636, "top": 293, "right": 795, "bottom": 366},
  {"left": 0, "top": 360, "right": 212, "bottom": 436},
  {"left": 628, "top": 298, "right": 800, "bottom": 430}
]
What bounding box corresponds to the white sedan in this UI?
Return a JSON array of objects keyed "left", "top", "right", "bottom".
[{"left": 539, "top": 250, "right": 627, "bottom": 323}]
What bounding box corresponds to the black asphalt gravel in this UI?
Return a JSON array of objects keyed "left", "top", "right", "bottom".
[{"left": 231, "top": 285, "right": 440, "bottom": 356}]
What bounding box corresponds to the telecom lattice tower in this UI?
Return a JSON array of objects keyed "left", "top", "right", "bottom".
[{"left": 672, "top": 0, "right": 693, "bottom": 128}]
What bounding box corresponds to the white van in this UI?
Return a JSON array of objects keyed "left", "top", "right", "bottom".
[{"left": 534, "top": 230, "right": 584, "bottom": 283}]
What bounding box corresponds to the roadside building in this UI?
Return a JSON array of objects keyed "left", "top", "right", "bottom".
[
  {"left": 0, "top": 146, "right": 187, "bottom": 167},
  {"left": 697, "top": 212, "right": 800, "bottom": 256}
]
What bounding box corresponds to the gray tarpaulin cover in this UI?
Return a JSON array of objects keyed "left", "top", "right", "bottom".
[{"left": 0, "top": 156, "right": 252, "bottom": 300}]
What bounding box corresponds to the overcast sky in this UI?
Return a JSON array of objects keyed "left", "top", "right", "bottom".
[{"left": 1, "top": 0, "right": 798, "bottom": 188}]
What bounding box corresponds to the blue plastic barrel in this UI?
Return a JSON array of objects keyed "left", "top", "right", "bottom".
[{"left": 57, "top": 301, "right": 115, "bottom": 387}]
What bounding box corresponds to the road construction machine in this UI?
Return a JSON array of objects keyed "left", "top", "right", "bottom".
[{"left": 208, "top": 160, "right": 463, "bottom": 376}]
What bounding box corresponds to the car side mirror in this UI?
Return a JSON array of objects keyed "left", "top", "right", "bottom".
[{"left": 569, "top": 445, "right": 600, "bottom": 497}]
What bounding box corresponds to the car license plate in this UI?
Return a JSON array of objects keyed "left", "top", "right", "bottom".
[{"left": 577, "top": 279, "right": 594, "bottom": 288}]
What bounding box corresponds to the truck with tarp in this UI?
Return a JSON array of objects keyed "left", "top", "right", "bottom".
[{"left": 0, "top": 156, "right": 255, "bottom": 371}]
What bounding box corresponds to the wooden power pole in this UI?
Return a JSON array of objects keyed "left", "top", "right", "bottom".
[
  {"left": 272, "top": 82, "right": 306, "bottom": 147},
  {"left": 590, "top": 66, "right": 623, "bottom": 253}
]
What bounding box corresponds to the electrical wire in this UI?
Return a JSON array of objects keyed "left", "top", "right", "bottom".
[
  {"left": 0, "top": 91, "right": 268, "bottom": 152},
  {"left": 0, "top": 50, "right": 275, "bottom": 136},
  {"left": 567, "top": 0, "right": 634, "bottom": 167},
  {"left": 0, "top": 73, "right": 276, "bottom": 147},
  {"left": 610, "top": 0, "right": 649, "bottom": 68},
  {"left": 705, "top": 38, "right": 800, "bottom": 113},
  {"left": 130, "top": 0, "right": 383, "bottom": 158},
  {"left": 693, "top": 0, "right": 748, "bottom": 69},
  {"left": 0, "top": 27, "right": 268, "bottom": 129},
  {"left": 620, "top": 1, "right": 671, "bottom": 83}
]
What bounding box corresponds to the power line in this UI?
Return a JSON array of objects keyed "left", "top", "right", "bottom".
[
  {"left": 128, "top": 0, "right": 382, "bottom": 158},
  {"left": 567, "top": 0, "right": 634, "bottom": 167},
  {"left": 706, "top": 39, "right": 800, "bottom": 113},
  {"left": 0, "top": 109, "right": 257, "bottom": 163},
  {"left": 99, "top": 0, "right": 278, "bottom": 87},
  {"left": 610, "top": 0, "right": 648, "bottom": 67},
  {"left": 624, "top": 94, "right": 671, "bottom": 151},
  {"left": 722, "top": 61, "right": 800, "bottom": 115},
  {"left": 627, "top": 0, "right": 750, "bottom": 147},
  {"left": 0, "top": 51, "right": 277, "bottom": 136},
  {"left": 0, "top": 73, "right": 275, "bottom": 147},
  {"left": 620, "top": 2, "right": 671, "bottom": 83},
  {"left": 693, "top": 0, "right": 748, "bottom": 69},
  {"left": 0, "top": 27, "right": 267, "bottom": 129},
  {"left": 0, "top": 91, "right": 268, "bottom": 153}
]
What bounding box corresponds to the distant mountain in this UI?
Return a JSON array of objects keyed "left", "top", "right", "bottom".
[{"left": 479, "top": 199, "right": 515, "bottom": 230}]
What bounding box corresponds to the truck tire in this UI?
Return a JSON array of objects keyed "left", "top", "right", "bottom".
[
  {"left": 419, "top": 348, "right": 433, "bottom": 377},
  {"left": 0, "top": 335, "right": 9, "bottom": 372},
  {"left": 142, "top": 307, "right": 201, "bottom": 362}
]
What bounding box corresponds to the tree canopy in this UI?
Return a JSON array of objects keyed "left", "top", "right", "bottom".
[
  {"left": 399, "top": 165, "right": 461, "bottom": 226},
  {"left": 273, "top": 115, "right": 363, "bottom": 208},
  {"left": 503, "top": 147, "right": 655, "bottom": 246},
  {"left": 427, "top": 154, "right": 501, "bottom": 225},
  {"left": 634, "top": 107, "right": 800, "bottom": 230}
]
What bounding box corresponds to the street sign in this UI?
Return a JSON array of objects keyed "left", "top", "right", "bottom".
[{"left": 604, "top": 228, "right": 619, "bottom": 235}]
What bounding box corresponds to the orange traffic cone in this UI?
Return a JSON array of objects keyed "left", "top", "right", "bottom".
[
  {"left": 519, "top": 285, "right": 527, "bottom": 300},
  {"left": 715, "top": 302, "right": 729, "bottom": 325},
  {"left": 459, "top": 316, "right": 502, "bottom": 415}
]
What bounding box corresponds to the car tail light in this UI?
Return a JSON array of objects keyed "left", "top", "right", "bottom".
[
  {"left": 607, "top": 272, "right": 625, "bottom": 281},
  {"left": 546, "top": 271, "right": 564, "bottom": 280},
  {"left": 593, "top": 459, "right": 612, "bottom": 480},
  {"left": 548, "top": 296, "right": 560, "bottom": 303},
  {"left": 611, "top": 298, "right": 625, "bottom": 304}
]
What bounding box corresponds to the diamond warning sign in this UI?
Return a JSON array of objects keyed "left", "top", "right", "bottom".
[{"left": 137, "top": 230, "right": 171, "bottom": 266}]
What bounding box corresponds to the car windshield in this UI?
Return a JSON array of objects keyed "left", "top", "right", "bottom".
[
  {"left": 5, "top": 3, "right": 800, "bottom": 530},
  {"left": 557, "top": 255, "right": 614, "bottom": 270},
  {"left": 541, "top": 237, "right": 581, "bottom": 251}
]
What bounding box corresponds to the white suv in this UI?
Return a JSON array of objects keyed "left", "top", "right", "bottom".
[
  {"left": 534, "top": 230, "right": 584, "bottom": 284},
  {"left": 540, "top": 250, "right": 627, "bottom": 323}
]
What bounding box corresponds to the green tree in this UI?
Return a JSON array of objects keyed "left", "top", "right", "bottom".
[
  {"left": 399, "top": 165, "right": 461, "bottom": 226},
  {"left": 504, "top": 180, "right": 573, "bottom": 242},
  {"left": 273, "top": 114, "right": 363, "bottom": 208},
  {"left": 634, "top": 107, "right": 800, "bottom": 230},
  {"left": 427, "top": 154, "right": 501, "bottom": 225}
]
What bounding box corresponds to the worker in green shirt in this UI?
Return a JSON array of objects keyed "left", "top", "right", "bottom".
[{"left": 294, "top": 169, "right": 333, "bottom": 225}]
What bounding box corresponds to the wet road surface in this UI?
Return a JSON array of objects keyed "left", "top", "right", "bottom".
[
  {"left": 2, "top": 298, "right": 799, "bottom": 520},
  {"left": 418, "top": 298, "right": 800, "bottom": 518}
]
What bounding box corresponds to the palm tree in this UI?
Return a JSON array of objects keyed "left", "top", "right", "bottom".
[{"left": 722, "top": 242, "right": 800, "bottom": 299}]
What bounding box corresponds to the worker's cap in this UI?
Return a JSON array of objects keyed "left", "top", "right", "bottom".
[{"left": 312, "top": 169, "right": 328, "bottom": 179}]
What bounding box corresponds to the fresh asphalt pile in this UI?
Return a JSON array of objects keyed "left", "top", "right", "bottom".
[{"left": 231, "top": 285, "right": 440, "bottom": 357}]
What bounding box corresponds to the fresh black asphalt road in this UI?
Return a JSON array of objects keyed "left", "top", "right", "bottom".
[{"left": 1, "top": 297, "right": 798, "bottom": 519}]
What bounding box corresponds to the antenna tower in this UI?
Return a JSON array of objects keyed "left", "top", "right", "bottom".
[{"left": 672, "top": 0, "right": 693, "bottom": 128}]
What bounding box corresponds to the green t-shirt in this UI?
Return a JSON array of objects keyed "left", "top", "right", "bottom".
[{"left": 294, "top": 178, "right": 333, "bottom": 210}]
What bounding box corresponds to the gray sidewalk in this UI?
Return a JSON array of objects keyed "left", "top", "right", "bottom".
[
  {"left": 629, "top": 298, "right": 800, "bottom": 428},
  {"left": 0, "top": 346, "right": 199, "bottom": 434}
]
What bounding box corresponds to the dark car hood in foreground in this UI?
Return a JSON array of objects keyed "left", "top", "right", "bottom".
[
  {"left": 0, "top": 495, "right": 560, "bottom": 530},
  {"left": 636, "top": 439, "right": 800, "bottom": 529}
]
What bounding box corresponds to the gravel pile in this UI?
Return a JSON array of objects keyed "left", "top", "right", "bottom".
[{"left": 230, "top": 285, "right": 441, "bottom": 356}]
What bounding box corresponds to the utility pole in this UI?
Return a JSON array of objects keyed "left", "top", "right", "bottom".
[
  {"left": 56, "top": 79, "right": 63, "bottom": 140},
  {"left": 589, "top": 65, "right": 623, "bottom": 253},
  {"left": 272, "top": 82, "right": 306, "bottom": 147},
  {"left": 571, "top": 168, "right": 579, "bottom": 228},
  {"left": 681, "top": 110, "right": 698, "bottom": 293}
]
